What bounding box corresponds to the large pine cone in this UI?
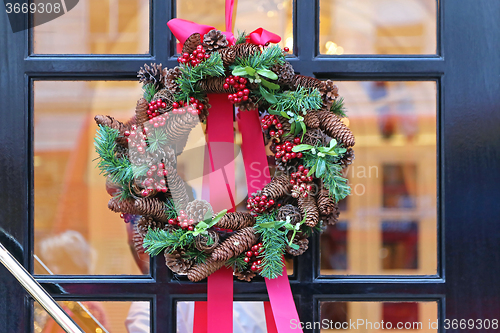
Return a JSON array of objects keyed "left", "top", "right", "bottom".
[
  {"left": 94, "top": 115, "right": 126, "bottom": 133},
  {"left": 271, "top": 61, "right": 295, "bottom": 86},
  {"left": 218, "top": 47, "right": 236, "bottom": 66},
  {"left": 132, "top": 224, "right": 145, "bottom": 255},
  {"left": 194, "top": 230, "right": 219, "bottom": 253},
  {"left": 234, "top": 269, "right": 256, "bottom": 282},
  {"left": 319, "top": 80, "right": 339, "bottom": 108},
  {"left": 164, "top": 67, "right": 182, "bottom": 95},
  {"left": 197, "top": 77, "right": 236, "bottom": 94},
  {"left": 216, "top": 212, "right": 256, "bottom": 230},
  {"left": 298, "top": 195, "right": 319, "bottom": 227},
  {"left": 165, "top": 166, "right": 190, "bottom": 210},
  {"left": 203, "top": 29, "right": 228, "bottom": 52},
  {"left": 134, "top": 198, "right": 170, "bottom": 223},
  {"left": 187, "top": 258, "right": 225, "bottom": 282},
  {"left": 291, "top": 74, "right": 322, "bottom": 89},
  {"left": 186, "top": 199, "right": 213, "bottom": 222},
  {"left": 165, "top": 249, "right": 194, "bottom": 274},
  {"left": 235, "top": 95, "right": 259, "bottom": 111},
  {"left": 233, "top": 43, "right": 260, "bottom": 59},
  {"left": 135, "top": 98, "right": 150, "bottom": 126},
  {"left": 165, "top": 112, "right": 200, "bottom": 144},
  {"left": 261, "top": 175, "right": 293, "bottom": 200},
  {"left": 321, "top": 202, "right": 340, "bottom": 226},
  {"left": 138, "top": 63, "right": 165, "bottom": 89},
  {"left": 339, "top": 147, "right": 355, "bottom": 169},
  {"left": 286, "top": 238, "right": 309, "bottom": 256},
  {"left": 137, "top": 216, "right": 158, "bottom": 236},
  {"left": 303, "top": 111, "right": 320, "bottom": 129},
  {"left": 182, "top": 33, "right": 202, "bottom": 55},
  {"left": 316, "top": 188, "right": 336, "bottom": 216},
  {"left": 211, "top": 227, "right": 259, "bottom": 262},
  {"left": 277, "top": 204, "right": 302, "bottom": 225},
  {"left": 108, "top": 198, "right": 140, "bottom": 215},
  {"left": 316, "top": 111, "right": 355, "bottom": 147}
]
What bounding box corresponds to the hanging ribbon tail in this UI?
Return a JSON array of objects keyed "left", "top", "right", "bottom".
[
  {"left": 248, "top": 27, "right": 281, "bottom": 46},
  {"left": 225, "top": 0, "right": 235, "bottom": 34},
  {"left": 167, "top": 18, "right": 215, "bottom": 44}
]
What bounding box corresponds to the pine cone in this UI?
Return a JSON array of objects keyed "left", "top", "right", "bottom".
[
  {"left": 286, "top": 238, "right": 309, "bottom": 256},
  {"left": 134, "top": 198, "right": 169, "bottom": 223},
  {"left": 174, "top": 134, "right": 190, "bottom": 156},
  {"left": 233, "top": 43, "right": 260, "bottom": 59},
  {"left": 271, "top": 61, "right": 295, "bottom": 85},
  {"left": 138, "top": 63, "right": 165, "bottom": 89},
  {"left": 108, "top": 198, "right": 140, "bottom": 215},
  {"left": 94, "top": 115, "right": 127, "bottom": 132},
  {"left": 319, "top": 80, "right": 339, "bottom": 108},
  {"left": 234, "top": 269, "right": 256, "bottom": 282},
  {"left": 165, "top": 166, "right": 190, "bottom": 210},
  {"left": 132, "top": 224, "right": 145, "bottom": 255},
  {"left": 165, "top": 249, "right": 194, "bottom": 274},
  {"left": 187, "top": 258, "right": 225, "bottom": 282},
  {"left": 194, "top": 230, "right": 219, "bottom": 253},
  {"left": 136, "top": 216, "right": 165, "bottom": 236},
  {"left": 182, "top": 33, "right": 202, "bottom": 55},
  {"left": 339, "top": 148, "right": 355, "bottom": 169},
  {"left": 316, "top": 188, "right": 335, "bottom": 216},
  {"left": 321, "top": 202, "right": 339, "bottom": 226},
  {"left": 216, "top": 212, "right": 256, "bottom": 230},
  {"left": 197, "top": 77, "right": 236, "bottom": 94},
  {"left": 186, "top": 199, "right": 213, "bottom": 222},
  {"left": 135, "top": 98, "right": 150, "bottom": 126},
  {"left": 303, "top": 111, "right": 320, "bottom": 129},
  {"left": 114, "top": 144, "right": 128, "bottom": 159},
  {"left": 261, "top": 175, "right": 293, "bottom": 200},
  {"left": 164, "top": 67, "right": 182, "bottom": 95},
  {"left": 218, "top": 47, "right": 236, "bottom": 66},
  {"left": 211, "top": 227, "right": 260, "bottom": 262},
  {"left": 203, "top": 29, "right": 228, "bottom": 52},
  {"left": 298, "top": 195, "right": 319, "bottom": 227},
  {"left": 316, "top": 111, "right": 355, "bottom": 147},
  {"left": 291, "top": 74, "right": 322, "bottom": 89},
  {"left": 165, "top": 112, "right": 200, "bottom": 144},
  {"left": 277, "top": 204, "right": 302, "bottom": 225},
  {"left": 235, "top": 95, "right": 259, "bottom": 111}
]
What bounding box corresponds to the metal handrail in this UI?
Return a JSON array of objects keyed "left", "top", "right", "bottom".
[{"left": 0, "top": 242, "right": 84, "bottom": 333}]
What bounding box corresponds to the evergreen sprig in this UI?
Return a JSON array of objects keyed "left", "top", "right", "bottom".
[
  {"left": 234, "top": 44, "right": 285, "bottom": 69},
  {"left": 225, "top": 253, "right": 248, "bottom": 272},
  {"left": 143, "top": 83, "right": 157, "bottom": 102},
  {"left": 175, "top": 52, "right": 225, "bottom": 101},
  {"left": 94, "top": 125, "right": 134, "bottom": 185},
  {"left": 269, "top": 86, "right": 323, "bottom": 115},
  {"left": 143, "top": 228, "right": 194, "bottom": 256},
  {"left": 253, "top": 213, "right": 288, "bottom": 279},
  {"left": 330, "top": 97, "right": 347, "bottom": 118},
  {"left": 184, "top": 248, "right": 210, "bottom": 264},
  {"left": 146, "top": 128, "right": 168, "bottom": 153},
  {"left": 235, "top": 30, "right": 247, "bottom": 45}
]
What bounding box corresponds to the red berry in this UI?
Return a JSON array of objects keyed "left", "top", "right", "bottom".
[
  {"left": 229, "top": 79, "right": 235, "bottom": 85},
  {"left": 268, "top": 199, "right": 274, "bottom": 205},
  {"left": 284, "top": 47, "right": 290, "bottom": 52},
  {"left": 223, "top": 83, "right": 229, "bottom": 89},
  {"left": 294, "top": 137, "right": 301, "bottom": 144},
  {"left": 270, "top": 130, "right": 275, "bottom": 136},
  {"left": 254, "top": 251, "right": 259, "bottom": 256},
  {"left": 239, "top": 84, "right": 245, "bottom": 90},
  {"left": 244, "top": 257, "right": 250, "bottom": 263},
  {"left": 246, "top": 251, "right": 253, "bottom": 257},
  {"left": 242, "top": 96, "right": 249, "bottom": 101},
  {"left": 250, "top": 265, "right": 258, "bottom": 272}
]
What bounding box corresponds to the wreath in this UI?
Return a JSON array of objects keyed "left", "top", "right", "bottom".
[{"left": 93, "top": 29, "right": 355, "bottom": 283}]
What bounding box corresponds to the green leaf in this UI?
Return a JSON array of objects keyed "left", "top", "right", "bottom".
[
  {"left": 257, "top": 69, "right": 278, "bottom": 80},
  {"left": 292, "top": 144, "right": 313, "bottom": 152},
  {"left": 290, "top": 122, "right": 296, "bottom": 135},
  {"left": 204, "top": 209, "right": 213, "bottom": 220},
  {"left": 280, "top": 111, "right": 290, "bottom": 118},
  {"left": 232, "top": 67, "right": 248, "bottom": 77},
  {"left": 289, "top": 243, "right": 300, "bottom": 250},
  {"left": 196, "top": 222, "right": 208, "bottom": 230},
  {"left": 244, "top": 66, "right": 256, "bottom": 76},
  {"left": 260, "top": 78, "right": 280, "bottom": 90},
  {"left": 307, "top": 163, "right": 317, "bottom": 177},
  {"left": 259, "top": 86, "right": 278, "bottom": 104},
  {"left": 210, "top": 209, "right": 228, "bottom": 227},
  {"left": 299, "top": 121, "right": 307, "bottom": 140},
  {"left": 316, "top": 158, "right": 326, "bottom": 177}
]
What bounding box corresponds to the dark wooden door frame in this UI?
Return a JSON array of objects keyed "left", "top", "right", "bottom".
[{"left": 1, "top": 1, "right": 500, "bottom": 332}]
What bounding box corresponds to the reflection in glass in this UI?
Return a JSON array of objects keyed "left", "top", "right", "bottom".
[
  {"left": 320, "top": 81, "right": 437, "bottom": 276},
  {"left": 177, "top": 0, "right": 293, "bottom": 49},
  {"left": 320, "top": 301, "right": 437, "bottom": 332},
  {"left": 34, "top": 81, "right": 148, "bottom": 275},
  {"left": 320, "top": 0, "right": 437, "bottom": 54},
  {"left": 33, "top": 0, "right": 149, "bottom": 54},
  {"left": 34, "top": 301, "right": 150, "bottom": 333}
]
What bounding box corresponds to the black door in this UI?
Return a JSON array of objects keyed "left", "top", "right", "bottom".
[{"left": 1, "top": 0, "right": 500, "bottom": 332}]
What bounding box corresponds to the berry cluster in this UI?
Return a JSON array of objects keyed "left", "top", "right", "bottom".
[
  {"left": 275, "top": 137, "right": 303, "bottom": 163},
  {"left": 246, "top": 194, "right": 275, "bottom": 214},
  {"left": 261, "top": 115, "right": 284, "bottom": 139},
  {"left": 244, "top": 243, "right": 264, "bottom": 272},
  {"left": 168, "top": 210, "right": 195, "bottom": 230},
  {"left": 148, "top": 99, "right": 167, "bottom": 119},
  {"left": 172, "top": 98, "right": 204, "bottom": 116},
  {"left": 124, "top": 124, "right": 147, "bottom": 154},
  {"left": 140, "top": 162, "right": 169, "bottom": 196},
  {"left": 147, "top": 114, "right": 168, "bottom": 128},
  {"left": 290, "top": 165, "right": 314, "bottom": 198},
  {"left": 223, "top": 75, "right": 250, "bottom": 104},
  {"left": 176, "top": 45, "right": 210, "bottom": 66}
]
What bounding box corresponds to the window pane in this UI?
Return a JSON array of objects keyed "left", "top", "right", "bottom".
[
  {"left": 177, "top": 0, "right": 293, "bottom": 50},
  {"left": 34, "top": 81, "right": 148, "bottom": 275},
  {"left": 33, "top": 0, "right": 149, "bottom": 54},
  {"left": 320, "top": 301, "right": 438, "bottom": 332},
  {"left": 319, "top": 0, "right": 437, "bottom": 54},
  {"left": 34, "top": 301, "right": 150, "bottom": 333},
  {"left": 320, "top": 81, "right": 437, "bottom": 275}
]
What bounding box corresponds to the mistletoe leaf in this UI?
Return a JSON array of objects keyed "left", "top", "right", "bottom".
[
  {"left": 244, "top": 66, "right": 256, "bottom": 76},
  {"left": 316, "top": 158, "right": 326, "bottom": 177},
  {"left": 232, "top": 67, "right": 248, "bottom": 76},
  {"left": 257, "top": 69, "right": 279, "bottom": 80},
  {"left": 260, "top": 78, "right": 280, "bottom": 90},
  {"left": 259, "top": 86, "right": 278, "bottom": 104},
  {"left": 292, "top": 144, "right": 314, "bottom": 152},
  {"left": 289, "top": 243, "right": 300, "bottom": 250}
]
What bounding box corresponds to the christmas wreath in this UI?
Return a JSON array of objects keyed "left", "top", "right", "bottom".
[{"left": 94, "top": 29, "right": 355, "bottom": 283}]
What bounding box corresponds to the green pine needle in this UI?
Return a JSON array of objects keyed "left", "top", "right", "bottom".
[
  {"left": 146, "top": 128, "right": 168, "bottom": 153},
  {"left": 253, "top": 213, "right": 288, "bottom": 279},
  {"left": 143, "top": 228, "right": 194, "bottom": 256},
  {"left": 269, "top": 86, "right": 323, "bottom": 114},
  {"left": 225, "top": 253, "right": 249, "bottom": 272},
  {"left": 235, "top": 30, "right": 247, "bottom": 45},
  {"left": 184, "top": 248, "right": 210, "bottom": 265},
  {"left": 330, "top": 97, "right": 347, "bottom": 118},
  {"left": 143, "top": 83, "right": 157, "bottom": 102},
  {"left": 234, "top": 44, "right": 285, "bottom": 69}
]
